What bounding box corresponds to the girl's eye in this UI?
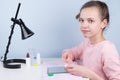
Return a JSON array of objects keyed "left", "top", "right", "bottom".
[
  {"left": 79, "top": 19, "right": 84, "bottom": 23},
  {"left": 88, "top": 19, "right": 94, "bottom": 23}
]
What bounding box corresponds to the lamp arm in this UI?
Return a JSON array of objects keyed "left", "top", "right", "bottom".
[
  {"left": 3, "top": 3, "right": 21, "bottom": 62},
  {"left": 3, "top": 25, "right": 14, "bottom": 62}
]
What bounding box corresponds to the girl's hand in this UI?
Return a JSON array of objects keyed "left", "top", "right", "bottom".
[
  {"left": 62, "top": 51, "right": 73, "bottom": 63},
  {"left": 65, "top": 63, "right": 91, "bottom": 78},
  {"left": 65, "top": 64, "right": 104, "bottom": 80}
]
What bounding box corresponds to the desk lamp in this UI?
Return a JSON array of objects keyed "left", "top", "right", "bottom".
[{"left": 3, "top": 3, "right": 34, "bottom": 69}]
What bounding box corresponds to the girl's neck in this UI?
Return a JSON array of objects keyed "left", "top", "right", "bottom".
[{"left": 89, "top": 34, "right": 106, "bottom": 45}]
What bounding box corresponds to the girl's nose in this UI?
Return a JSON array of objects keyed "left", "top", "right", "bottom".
[{"left": 80, "top": 21, "right": 88, "bottom": 28}]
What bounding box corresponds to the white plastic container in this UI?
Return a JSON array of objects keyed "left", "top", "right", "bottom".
[
  {"left": 36, "top": 53, "right": 41, "bottom": 65},
  {"left": 26, "top": 53, "right": 31, "bottom": 67}
]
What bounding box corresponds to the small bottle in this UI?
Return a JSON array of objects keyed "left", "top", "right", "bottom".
[
  {"left": 36, "top": 53, "right": 41, "bottom": 65},
  {"left": 26, "top": 53, "right": 31, "bottom": 67},
  {"left": 33, "top": 56, "right": 37, "bottom": 66}
]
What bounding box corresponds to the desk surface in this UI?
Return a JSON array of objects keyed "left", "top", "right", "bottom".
[{"left": 0, "top": 58, "right": 89, "bottom": 80}]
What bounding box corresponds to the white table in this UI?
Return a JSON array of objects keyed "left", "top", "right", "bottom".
[{"left": 0, "top": 58, "right": 89, "bottom": 80}]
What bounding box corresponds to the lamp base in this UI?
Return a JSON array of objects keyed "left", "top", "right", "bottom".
[{"left": 3, "top": 59, "right": 26, "bottom": 69}]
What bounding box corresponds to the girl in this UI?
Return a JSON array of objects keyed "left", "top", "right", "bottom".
[{"left": 62, "top": 0, "right": 120, "bottom": 80}]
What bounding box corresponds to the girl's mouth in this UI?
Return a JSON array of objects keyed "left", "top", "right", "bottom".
[{"left": 81, "top": 30, "right": 90, "bottom": 34}]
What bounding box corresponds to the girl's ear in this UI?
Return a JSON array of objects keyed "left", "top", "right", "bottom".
[{"left": 101, "top": 19, "right": 108, "bottom": 29}]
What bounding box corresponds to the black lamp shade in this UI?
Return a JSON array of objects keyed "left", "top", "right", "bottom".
[{"left": 19, "top": 19, "right": 34, "bottom": 40}]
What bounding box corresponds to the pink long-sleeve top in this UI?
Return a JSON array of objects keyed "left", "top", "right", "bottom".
[{"left": 64, "top": 39, "right": 120, "bottom": 80}]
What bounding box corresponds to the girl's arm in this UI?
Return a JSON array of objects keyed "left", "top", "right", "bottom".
[{"left": 65, "top": 64, "right": 104, "bottom": 80}]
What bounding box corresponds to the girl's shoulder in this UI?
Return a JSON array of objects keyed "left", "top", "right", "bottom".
[
  {"left": 101, "top": 40, "right": 119, "bottom": 58},
  {"left": 101, "top": 40, "right": 116, "bottom": 48}
]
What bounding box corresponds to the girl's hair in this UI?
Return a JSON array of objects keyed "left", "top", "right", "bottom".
[{"left": 76, "top": 0, "right": 109, "bottom": 24}]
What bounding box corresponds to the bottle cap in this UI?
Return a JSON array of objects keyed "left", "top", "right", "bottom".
[{"left": 26, "top": 53, "right": 30, "bottom": 58}]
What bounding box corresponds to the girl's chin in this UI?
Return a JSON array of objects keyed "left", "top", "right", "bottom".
[{"left": 83, "top": 34, "right": 91, "bottom": 38}]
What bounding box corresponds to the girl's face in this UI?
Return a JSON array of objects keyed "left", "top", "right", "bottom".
[{"left": 79, "top": 7, "right": 107, "bottom": 39}]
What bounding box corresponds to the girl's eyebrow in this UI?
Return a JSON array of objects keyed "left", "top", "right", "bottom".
[
  {"left": 79, "top": 17, "right": 84, "bottom": 20},
  {"left": 79, "top": 18, "right": 82, "bottom": 20},
  {"left": 79, "top": 17, "right": 94, "bottom": 20},
  {"left": 79, "top": 17, "right": 83, "bottom": 19},
  {"left": 87, "top": 18, "right": 94, "bottom": 20}
]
